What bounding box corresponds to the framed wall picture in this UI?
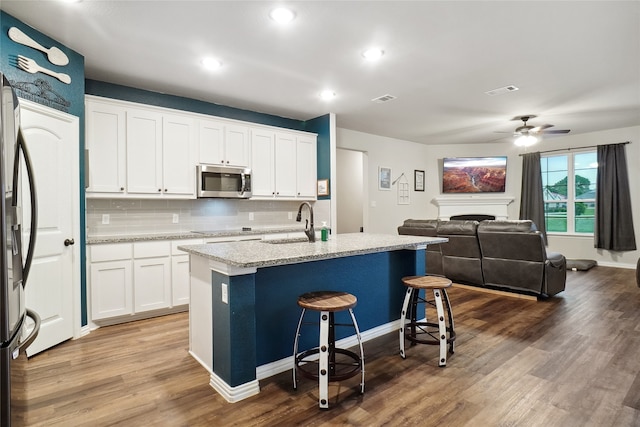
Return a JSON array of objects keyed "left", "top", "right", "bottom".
[
  {"left": 317, "top": 179, "right": 329, "bottom": 196},
  {"left": 414, "top": 170, "right": 425, "bottom": 192},
  {"left": 378, "top": 166, "right": 391, "bottom": 190}
]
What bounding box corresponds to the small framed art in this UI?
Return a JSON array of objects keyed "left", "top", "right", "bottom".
[
  {"left": 317, "top": 179, "right": 329, "bottom": 196},
  {"left": 378, "top": 166, "right": 391, "bottom": 190},
  {"left": 414, "top": 170, "right": 425, "bottom": 192}
]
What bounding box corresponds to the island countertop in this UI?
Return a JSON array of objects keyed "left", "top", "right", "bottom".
[{"left": 178, "top": 232, "right": 446, "bottom": 268}]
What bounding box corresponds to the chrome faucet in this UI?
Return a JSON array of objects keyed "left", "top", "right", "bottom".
[{"left": 296, "top": 202, "right": 315, "bottom": 242}]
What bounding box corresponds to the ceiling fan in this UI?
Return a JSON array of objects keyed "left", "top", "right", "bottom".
[{"left": 508, "top": 115, "right": 570, "bottom": 146}]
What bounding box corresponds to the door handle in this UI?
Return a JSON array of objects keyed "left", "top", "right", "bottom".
[{"left": 64, "top": 238, "right": 75, "bottom": 246}]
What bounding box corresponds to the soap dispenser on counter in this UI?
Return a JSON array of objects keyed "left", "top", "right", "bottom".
[{"left": 321, "top": 222, "right": 329, "bottom": 241}]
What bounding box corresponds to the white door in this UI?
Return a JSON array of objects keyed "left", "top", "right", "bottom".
[{"left": 19, "top": 100, "right": 79, "bottom": 356}]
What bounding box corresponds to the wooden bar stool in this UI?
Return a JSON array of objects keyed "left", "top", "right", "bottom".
[
  {"left": 292, "top": 291, "right": 364, "bottom": 409},
  {"left": 399, "top": 275, "right": 456, "bottom": 366}
]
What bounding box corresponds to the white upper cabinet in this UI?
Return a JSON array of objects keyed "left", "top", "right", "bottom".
[
  {"left": 85, "top": 95, "right": 315, "bottom": 201},
  {"left": 162, "top": 114, "right": 196, "bottom": 195},
  {"left": 296, "top": 135, "right": 317, "bottom": 198},
  {"left": 85, "top": 96, "right": 195, "bottom": 199},
  {"left": 199, "top": 119, "right": 250, "bottom": 167},
  {"left": 85, "top": 98, "right": 127, "bottom": 195},
  {"left": 250, "top": 128, "right": 276, "bottom": 197},
  {"left": 274, "top": 132, "right": 297, "bottom": 198},
  {"left": 126, "top": 108, "right": 163, "bottom": 195},
  {"left": 250, "top": 128, "right": 317, "bottom": 200}
]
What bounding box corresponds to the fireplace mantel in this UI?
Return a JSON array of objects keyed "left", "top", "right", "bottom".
[{"left": 432, "top": 195, "right": 515, "bottom": 220}]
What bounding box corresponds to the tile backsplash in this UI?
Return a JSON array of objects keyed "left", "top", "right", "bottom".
[{"left": 86, "top": 198, "right": 330, "bottom": 236}]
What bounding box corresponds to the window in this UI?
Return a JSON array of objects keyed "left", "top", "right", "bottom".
[{"left": 540, "top": 151, "right": 597, "bottom": 234}]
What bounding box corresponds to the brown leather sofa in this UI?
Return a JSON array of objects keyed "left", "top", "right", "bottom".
[{"left": 398, "top": 219, "right": 567, "bottom": 297}]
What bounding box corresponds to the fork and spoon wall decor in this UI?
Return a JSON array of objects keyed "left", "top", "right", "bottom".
[{"left": 8, "top": 26, "right": 71, "bottom": 85}]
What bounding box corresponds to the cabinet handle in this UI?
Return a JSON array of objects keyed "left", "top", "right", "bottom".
[
  {"left": 158, "top": 188, "right": 162, "bottom": 192},
  {"left": 120, "top": 187, "right": 124, "bottom": 191},
  {"left": 164, "top": 189, "right": 168, "bottom": 192}
]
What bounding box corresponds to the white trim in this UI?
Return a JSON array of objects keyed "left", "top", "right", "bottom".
[
  {"left": 432, "top": 195, "right": 514, "bottom": 220},
  {"left": 209, "top": 372, "right": 260, "bottom": 403}
]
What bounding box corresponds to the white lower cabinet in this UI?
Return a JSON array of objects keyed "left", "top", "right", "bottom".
[
  {"left": 90, "top": 239, "right": 201, "bottom": 323},
  {"left": 171, "top": 238, "right": 202, "bottom": 306},
  {"left": 133, "top": 241, "right": 171, "bottom": 313},
  {"left": 90, "top": 243, "right": 134, "bottom": 321}
]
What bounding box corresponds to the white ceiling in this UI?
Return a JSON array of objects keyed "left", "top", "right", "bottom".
[{"left": 2, "top": 1, "right": 639, "bottom": 145}]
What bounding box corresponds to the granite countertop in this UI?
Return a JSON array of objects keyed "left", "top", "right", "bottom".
[
  {"left": 86, "top": 226, "right": 306, "bottom": 244},
  {"left": 178, "top": 233, "right": 447, "bottom": 268}
]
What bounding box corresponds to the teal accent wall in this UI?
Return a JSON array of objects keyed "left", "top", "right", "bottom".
[
  {"left": 86, "top": 79, "right": 307, "bottom": 131},
  {"left": 0, "top": 11, "right": 88, "bottom": 326},
  {"left": 305, "top": 114, "right": 332, "bottom": 201}
]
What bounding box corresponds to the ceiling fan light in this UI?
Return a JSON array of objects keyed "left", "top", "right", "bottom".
[{"left": 515, "top": 134, "right": 538, "bottom": 147}]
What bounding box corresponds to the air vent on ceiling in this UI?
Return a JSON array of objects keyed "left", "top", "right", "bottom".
[
  {"left": 485, "top": 85, "right": 519, "bottom": 96},
  {"left": 371, "top": 94, "right": 397, "bottom": 103}
]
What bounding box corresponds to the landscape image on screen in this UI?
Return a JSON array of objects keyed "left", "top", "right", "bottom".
[{"left": 442, "top": 157, "right": 507, "bottom": 193}]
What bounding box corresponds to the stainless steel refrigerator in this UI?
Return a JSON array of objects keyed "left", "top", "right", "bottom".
[{"left": 0, "top": 73, "right": 40, "bottom": 426}]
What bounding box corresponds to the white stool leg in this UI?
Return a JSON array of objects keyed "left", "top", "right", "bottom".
[
  {"left": 399, "top": 287, "right": 414, "bottom": 359},
  {"left": 433, "top": 289, "right": 447, "bottom": 367},
  {"left": 292, "top": 308, "right": 305, "bottom": 390},
  {"left": 318, "top": 310, "right": 330, "bottom": 409},
  {"left": 348, "top": 308, "right": 365, "bottom": 394}
]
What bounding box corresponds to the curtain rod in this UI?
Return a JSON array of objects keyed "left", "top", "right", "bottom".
[{"left": 518, "top": 141, "right": 630, "bottom": 156}]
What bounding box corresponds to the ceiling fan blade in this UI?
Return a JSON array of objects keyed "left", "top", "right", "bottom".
[
  {"left": 530, "top": 124, "right": 554, "bottom": 132},
  {"left": 541, "top": 129, "right": 570, "bottom": 134}
]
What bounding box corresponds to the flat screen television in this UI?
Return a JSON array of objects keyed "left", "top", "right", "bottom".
[{"left": 442, "top": 156, "right": 507, "bottom": 193}]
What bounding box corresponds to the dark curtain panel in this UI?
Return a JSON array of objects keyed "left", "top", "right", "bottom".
[
  {"left": 595, "top": 143, "right": 636, "bottom": 250},
  {"left": 519, "top": 151, "right": 547, "bottom": 243}
]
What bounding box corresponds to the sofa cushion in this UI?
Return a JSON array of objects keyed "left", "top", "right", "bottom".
[
  {"left": 437, "top": 220, "right": 478, "bottom": 235},
  {"left": 398, "top": 219, "right": 440, "bottom": 237},
  {"left": 477, "top": 220, "right": 536, "bottom": 233}
]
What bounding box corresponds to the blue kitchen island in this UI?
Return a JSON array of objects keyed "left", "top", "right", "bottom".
[{"left": 179, "top": 233, "right": 446, "bottom": 402}]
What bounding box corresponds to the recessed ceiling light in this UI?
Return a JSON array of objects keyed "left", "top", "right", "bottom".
[
  {"left": 201, "top": 57, "right": 222, "bottom": 71},
  {"left": 270, "top": 7, "right": 296, "bottom": 23},
  {"left": 362, "top": 48, "right": 384, "bottom": 60},
  {"left": 320, "top": 90, "right": 336, "bottom": 101}
]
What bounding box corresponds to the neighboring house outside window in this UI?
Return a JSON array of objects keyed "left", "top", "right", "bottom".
[{"left": 540, "top": 151, "right": 597, "bottom": 234}]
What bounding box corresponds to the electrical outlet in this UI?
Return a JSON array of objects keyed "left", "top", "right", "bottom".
[
  {"left": 288, "top": 212, "right": 293, "bottom": 220},
  {"left": 172, "top": 214, "right": 179, "bottom": 224},
  {"left": 249, "top": 212, "right": 254, "bottom": 221},
  {"left": 102, "top": 214, "right": 110, "bottom": 225},
  {"left": 221, "top": 283, "right": 228, "bottom": 304}
]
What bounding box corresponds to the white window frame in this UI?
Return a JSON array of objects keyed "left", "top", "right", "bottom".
[{"left": 541, "top": 150, "right": 597, "bottom": 236}]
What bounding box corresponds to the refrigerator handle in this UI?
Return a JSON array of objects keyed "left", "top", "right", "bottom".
[
  {"left": 16, "top": 308, "right": 41, "bottom": 356},
  {"left": 15, "top": 127, "right": 38, "bottom": 286}
]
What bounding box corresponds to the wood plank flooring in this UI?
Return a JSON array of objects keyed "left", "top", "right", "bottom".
[{"left": 11, "top": 266, "right": 640, "bottom": 426}]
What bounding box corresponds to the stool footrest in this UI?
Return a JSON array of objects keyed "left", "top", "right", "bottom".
[
  {"left": 296, "top": 347, "right": 362, "bottom": 382},
  {"left": 404, "top": 321, "right": 456, "bottom": 346}
]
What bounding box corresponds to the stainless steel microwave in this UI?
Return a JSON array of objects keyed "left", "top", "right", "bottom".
[{"left": 197, "top": 165, "right": 252, "bottom": 198}]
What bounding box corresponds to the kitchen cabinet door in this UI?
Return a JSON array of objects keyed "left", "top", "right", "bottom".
[
  {"left": 126, "top": 108, "right": 163, "bottom": 195},
  {"left": 163, "top": 114, "right": 196, "bottom": 196},
  {"left": 296, "top": 135, "right": 317, "bottom": 198},
  {"left": 199, "top": 119, "right": 225, "bottom": 165},
  {"left": 85, "top": 98, "right": 127, "bottom": 195},
  {"left": 90, "top": 260, "right": 133, "bottom": 320},
  {"left": 199, "top": 120, "right": 250, "bottom": 167},
  {"left": 171, "top": 255, "right": 190, "bottom": 306},
  {"left": 274, "top": 132, "right": 297, "bottom": 198},
  {"left": 250, "top": 128, "right": 276, "bottom": 197},
  {"left": 133, "top": 257, "right": 171, "bottom": 313},
  {"left": 224, "top": 124, "right": 250, "bottom": 167}
]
